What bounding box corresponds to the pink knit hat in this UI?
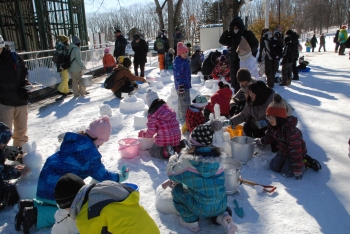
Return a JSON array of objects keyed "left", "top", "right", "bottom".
[
  {"left": 177, "top": 42, "right": 188, "bottom": 55},
  {"left": 104, "top": 47, "right": 110, "bottom": 54},
  {"left": 85, "top": 115, "right": 111, "bottom": 145}
]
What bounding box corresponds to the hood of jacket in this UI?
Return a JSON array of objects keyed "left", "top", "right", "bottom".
[
  {"left": 70, "top": 181, "right": 138, "bottom": 219},
  {"left": 60, "top": 132, "right": 95, "bottom": 154},
  {"left": 68, "top": 42, "right": 79, "bottom": 51},
  {"left": 229, "top": 17, "right": 244, "bottom": 32},
  {"left": 216, "top": 87, "right": 233, "bottom": 99},
  {"left": 149, "top": 103, "right": 176, "bottom": 121},
  {"left": 178, "top": 151, "right": 224, "bottom": 178}
]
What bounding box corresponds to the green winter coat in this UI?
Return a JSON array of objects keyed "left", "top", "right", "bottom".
[
  {"left": 68, "top": 43, "right": 86, "bottom": 73},
  {"left": 338, "top": 29, "right": 348, "bottom": 43}
]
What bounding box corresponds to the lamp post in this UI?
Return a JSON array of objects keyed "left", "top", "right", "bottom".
[
  {"left": 245, "top": 0, "right": 252, "bottom": 29},
  {"left": 278, "top": 0, "right": 280, "bottom": 25}
]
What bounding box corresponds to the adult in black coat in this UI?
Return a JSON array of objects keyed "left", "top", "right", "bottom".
[
  {"left": 131, "top": 34, "right": 149, "bottom": 77},
  {"left": 334, "top": 30, "right": 340, "bottom": 53},
  {"left": 286, "top": 30, "right": 300, "bottom": 80},
  {"left": 219, "top": 16, "right": 259, "bottom": 93},
  {"left": 113, "top": 30, "right": 127, "bottom": 59},
  {"left": 190, "top": 50, "right": 202, "bottom": 74},
  {"left": 280, "top": 35, "right": 294, "bottom": 86},
  {"left": 0, "top": 43, "right": 30, "bottom": 147},
  {"left": 310, "top": 35, "right": 317, "bottom": 52},
  {"left": 201, "top": 50, "right": 221, "bottom": 80}
]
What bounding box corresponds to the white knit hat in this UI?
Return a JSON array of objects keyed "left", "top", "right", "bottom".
[
  {"left": 192, "top": 95, "right": 208, "bottom": 108},
  {"left": 146, "top": 89, "right": 159, "bottom": 106}
]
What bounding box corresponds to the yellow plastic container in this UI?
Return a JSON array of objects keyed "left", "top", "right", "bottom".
[{"left": 226, "top": 125, "right": 243, "bottom": 138}]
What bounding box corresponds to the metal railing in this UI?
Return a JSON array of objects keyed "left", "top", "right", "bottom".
[{"left": 18, "top": 43, "right": 115, "bottom": 87}]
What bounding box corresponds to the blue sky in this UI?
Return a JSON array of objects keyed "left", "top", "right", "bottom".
[{"left": 84, "top": 0, "right": 152, "bottom": 13}]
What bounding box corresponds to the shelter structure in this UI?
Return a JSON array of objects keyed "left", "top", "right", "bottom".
[{"left": 0, "top": 0, "right": 88, "bottom": 51}]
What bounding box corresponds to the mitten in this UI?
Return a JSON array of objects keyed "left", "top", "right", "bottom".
[
  {"left": 254, "top": 138, "right": 262, "bottom": 145},
  {"left": 118, "top": 165, "right": 129, "bottom": 182},
  {"left": 257, "top": 56, "right": 262, "bottom": 63},
  {"left": 221, "top": 120, "right": 231, "bottom": 128},
  {"left": 178, "top": 85, "right": 185, "bottom": 97},
  {"left": 138, "top": 130, "right": 145, "bottom": 137},
  {"left": 3, "top": 146, "right": 23, "bottom": 161}
]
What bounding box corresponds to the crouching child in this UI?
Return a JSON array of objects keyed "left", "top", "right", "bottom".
[
  {"left": 54, "top": 173, "right": 160, "bottom": 233},
  {"left": 255, "top": 94, "right": 322, "bottom": 179},
  {"left": 138, "top": 89, "right": 183, "bottom": 159},
  {"left": 166, "top": 120, "right": 238, "bottom": 233},
  {"left": 0, "top": 122, "right": 22, "bottom": 210}
]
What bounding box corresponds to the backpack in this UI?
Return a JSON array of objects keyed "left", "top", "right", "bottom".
[
  {"left": 53, "top": 47, "right": 75, "bottom": 70},
  {"left": 344, "top": 37, "right": 350, "bottom": 48},
  {"left": 104, "top": 70, "right": 119, "bottom": 89},
  {"left": 267, "top": 36, "right": 284, "bottom": 60},
  {"left": 10, "top": 52, "right": 20, "bottom": 70}
]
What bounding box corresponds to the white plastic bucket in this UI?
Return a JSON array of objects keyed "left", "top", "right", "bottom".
[
  {"left": 222, "top": 158, "right": 242, "bottom": 194},
  {"left": 138, "top": 137, "right": 155, "bottom": 150},
  {"left": 81, "top": 75, "right": 92, "bottom": 87},
  {"left": 230, "top": 136, "right": 255, "bottom": 165}
]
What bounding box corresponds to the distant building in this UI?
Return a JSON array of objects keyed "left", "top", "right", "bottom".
[{"left": 199, "top": 24, "right": 223, "bottom": 51}]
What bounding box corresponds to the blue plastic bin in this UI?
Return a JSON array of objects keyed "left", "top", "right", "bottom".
[
  {"left": 301, "top": 67, "right": 311, "bottom": 72},
  {"left": 123, "top": 183, "right": 139, "bottom": 191}
]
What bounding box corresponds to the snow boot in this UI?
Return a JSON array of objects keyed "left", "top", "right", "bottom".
[
  {"left": 216, "top": 212, "right": 238, "bottom": 234},
  {"left": 22, "top": 207, "right": 37, "bottom": 234},
  {"left": 304, "top": 155, "right": 322, "bottom": 171},
  {"left": 15, "top": 199, "right": 34, "bottom": 231},
  {"left": 163, "top": 146, "right": 175, "bottom": 158},
  {"left": 179, "top": 217, "right": 200, "bottom": 232}
]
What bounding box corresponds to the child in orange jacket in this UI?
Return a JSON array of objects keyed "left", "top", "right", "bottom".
[{"left": 103, "top": 48, "right": 116, "bottom": 73}]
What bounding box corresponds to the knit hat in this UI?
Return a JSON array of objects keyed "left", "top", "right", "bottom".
[
  {"left": 342, "top": 25, "right": 347, "bottom": 29},
  {"left": 115, "top": 29, "right": 121, "bottom": 33},
  {"left": 85, "top": 115, "right": 112, "bottom": 145},
  {"left": 218, "top": 81, "right": 224, "bottom": 89},
  {"left": 57, "top": 35, "right": 69, "bottom": 43},
  {"left": 117, "top": 56, "right": 125, "bottom": 64},
  {"left": 192, "top": 95, "right": 208, "bottom": 108},
  {"left": 55, "top": 173, "right": 85, "bottom": 209},
  {"left": 236, "top": 68, "right": 252, "bottom": 82},
  {"left": 236, "top": 37, "right": 251, "bottom": 53},
  {"left": 219, "top": 55, "right": 227, "bottom": 66},
  {"left": 104, "top": 47, "right": 110, "bottom": 54},
  {"left": 72, "top": 36, "right": 81, "bottom": 44},
  {"left": 133, "top": 34, "right": 140, "bottom": 40},
  {"left": 146, "top": 89, "right": 159, "bottom": 106},
  {"left": 266, "top": 94, "right": 287, "bottom": 118},
  {"left": 177, "top": 42, "right": 188, "bottom": 55},
  {"left": 168, "top": 48, "right": 175, "bottom": 55},
  {"left": 0, "top": 122, "right": 12, "bottom": 145},
  {"left": 190, "top": 120, "right": 223, "bottom": 146}
]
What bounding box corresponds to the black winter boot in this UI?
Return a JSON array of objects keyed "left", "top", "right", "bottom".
[
  {"left": 15, "top": 199, "right": 34, "bottom": 231},
  {"left": 22, "top": 207, "right": 37, "bottom": 234},
  {"left": 304, "top": 155, "right": 322, "bottom": 171}
]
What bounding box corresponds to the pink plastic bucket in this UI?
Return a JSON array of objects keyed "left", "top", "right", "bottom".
[{"left": 118, "top": 138, "right": 141, "bottom": 159}]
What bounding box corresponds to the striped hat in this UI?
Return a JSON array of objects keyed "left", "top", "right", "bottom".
[{"left": 266, "top": 94, "right": 287, "bottom": 118}]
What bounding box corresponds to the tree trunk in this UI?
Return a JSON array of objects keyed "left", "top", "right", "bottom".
[
  {"left": 168, "top": 0, "right": 174, "bottom": 49},
  {"left": 222, "top": 0, "right": 245, "bottom": 31},
  {"left": 154, "top": 0, "right": 167, "bottom": 30}
]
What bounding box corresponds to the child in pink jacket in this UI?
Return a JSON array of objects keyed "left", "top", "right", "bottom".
[{"left": 138, "top": 89, "right": 182, "bottom": 159}]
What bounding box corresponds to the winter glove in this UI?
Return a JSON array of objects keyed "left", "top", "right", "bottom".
[
  {"left": 178, "top": 85, "right": 185, "bottom": 97},
  {"left": 257, "top": 56, "right": 262, "bottom": 63},
  {"left": 118, "top": 165, "right": 129, "bottom": 182},
  {"left": 3, "top": 146, "right": 23, "bottom": 161},
  {"left": 221, "top": 120, "right": 232, "bottom": 128},
  {"left": 254, "top": 138, "right": 262, "bottom": 145},
  {"left": 138, "top": 130, "right": 145, "bottom": 137}
]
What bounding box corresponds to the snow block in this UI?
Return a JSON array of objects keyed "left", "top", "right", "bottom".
[
  {"left": 205, "top": 79, "right": 219, "bottom": 89},
  {"left": 155, "top": 184, "right": 178, "bottom": 215},
  {"left": 119, "top": 95, "right": 145, "bottom": 113}
]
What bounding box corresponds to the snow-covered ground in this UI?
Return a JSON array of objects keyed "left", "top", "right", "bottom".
[{"left": 1, "top": 35, "right": 350, "bottom": 234}]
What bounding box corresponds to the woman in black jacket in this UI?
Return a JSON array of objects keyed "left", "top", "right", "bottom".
[
  {"left": 219, "top": 16, "right": 259, "bottom": 93},
  {"left": 131, "top": 34, "right": 149, "bottom": 77}
]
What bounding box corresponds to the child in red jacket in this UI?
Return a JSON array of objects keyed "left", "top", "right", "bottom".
[
  {"left": 204, "top": 81, "right": 233, "bottom": 122},
  {"left": 138, "top": 89, "right": 182, "bottom": 159},
  {"left": 211, "top": 55, "right": 231, "bottom": 82},
  {"left": 185, "top": 95, "right": 208, "bottom": 133},
  {"left": 103, "top": 48, "right": 116, "bottom": 73}
]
